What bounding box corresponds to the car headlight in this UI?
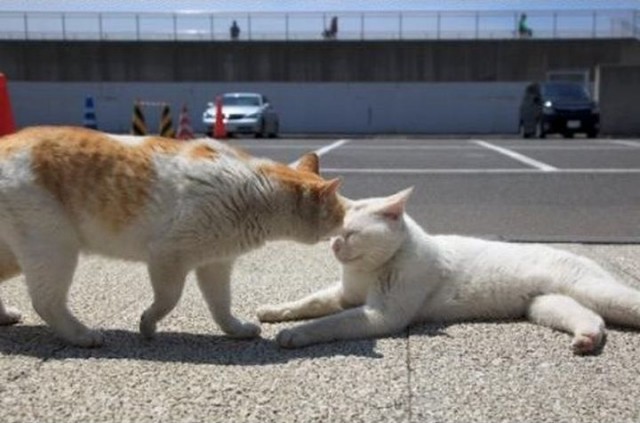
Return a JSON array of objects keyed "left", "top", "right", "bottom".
[{"left": 542, "top": 100, "right": 555, "bottom": 114}]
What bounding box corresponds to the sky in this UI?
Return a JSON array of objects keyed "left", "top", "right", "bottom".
[
  {"left": 1, "top": 1, "right": 636, "bottom": 40},
  {"left": 1, "top": 0, "right": 639, "bottom": 13}
]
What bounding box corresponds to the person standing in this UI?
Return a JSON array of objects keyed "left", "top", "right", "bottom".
[
  {"left": 518, "top": 13, "right": 533, "bottom": 38},
  {"left": 230, "top": 20, "right": 240, "bottom": 40}
]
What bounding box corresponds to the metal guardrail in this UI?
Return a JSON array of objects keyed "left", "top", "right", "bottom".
[{"left": 0, "top": 9, "right": 638, "bottom": 41}]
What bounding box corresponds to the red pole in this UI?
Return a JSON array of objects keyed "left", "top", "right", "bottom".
[
  {"left": 0, "top": 73, "right": 16, "bottom": 136},
  {"left": 213, "top": 96, "right": 226, "bottom": 139}
]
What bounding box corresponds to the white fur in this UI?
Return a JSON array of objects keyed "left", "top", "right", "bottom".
[
  {"left": 0, "top": 134, "right": 341, "bottom": 347},
  {"left": 258, "top": 188, "right": 640, "bottom": 354}
]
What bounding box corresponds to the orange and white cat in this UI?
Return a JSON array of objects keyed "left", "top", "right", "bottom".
[{"left": 0, "top": 126, "right": 345, "bottom": 347}]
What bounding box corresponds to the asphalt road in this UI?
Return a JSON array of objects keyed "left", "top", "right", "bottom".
[
  {"left": 234, "top": 136, "right": 640, "bottom": 243},
  {"left": 1, "top": 135, "right": 640, "bottom": 423}
]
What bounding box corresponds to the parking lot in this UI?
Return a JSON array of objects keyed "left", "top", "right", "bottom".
[
  {"left": 234, "top": 136, "right": 640, "bottom": 243},
  {"left": 1, "top": 135, "right": 640, "bottom": 423}
]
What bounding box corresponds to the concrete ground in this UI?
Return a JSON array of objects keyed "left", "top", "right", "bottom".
[{"left": 1, "top": 241, "right": 640, "bottom": 423}]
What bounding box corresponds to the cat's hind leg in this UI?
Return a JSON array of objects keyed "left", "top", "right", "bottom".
[
  {"left": 20, "top": 240, "right": 103, "bottom": 347},
  {"left": 527, "top": 294, "right": 605, "bottom": 354},
  {"left": 0, "top": 239, "right": 22, "bottom": 325},
  {"left": 196, "top": 260, "right": 260, "bottom": 339},
  {"left": 572, "top": 277, "right": 640, "bottom": 329},
  {"left": 257, "top": 282, "right": 346, "bottom": 323}
]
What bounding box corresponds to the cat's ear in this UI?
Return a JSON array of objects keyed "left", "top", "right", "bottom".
[
  {"left": 319, "top": 178, "right": 342, "bottom": 199},
  {"left": 296, "top": 153, "right": 320, "bottom": 175},
  {"left": 377, "top": 187, "right": 413, "bottom": 220}
]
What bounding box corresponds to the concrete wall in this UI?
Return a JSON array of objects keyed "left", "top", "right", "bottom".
[
  {"left": 597, "top": 65, "right": 640, "bottom": 135},
  {"left": 4, "top": 39, "right": 638, "bottom": 134},
  {"left": 2, "top": 39, "right": 638, "bottom": 82},
  {"left": 8, "top": 81, "right": 525, "bottom": 134}
]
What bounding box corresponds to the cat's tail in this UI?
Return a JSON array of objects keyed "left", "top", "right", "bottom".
[{"left": 571, "top": 275, "right": 640, "bottom": 328}]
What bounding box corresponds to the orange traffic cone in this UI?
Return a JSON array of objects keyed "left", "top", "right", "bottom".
[
  {"left": 213, "top": 96, "right": 226, "bottom": 139},
  {"left": 0, "top": 73, "right": 16, "bottom": 137},
  {"left": 176, "top": 104, "right": 194, "bottom": 140}
]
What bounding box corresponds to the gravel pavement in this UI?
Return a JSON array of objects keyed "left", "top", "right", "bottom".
[{"left": 1, "top": 241, "right": 639, "bottom": 423}]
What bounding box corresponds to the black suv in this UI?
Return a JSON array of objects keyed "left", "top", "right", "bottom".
[{"left": 519, "top": 81, "right": 600, "bottom": 138}]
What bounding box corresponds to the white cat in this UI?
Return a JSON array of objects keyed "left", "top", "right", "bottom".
[
  {"left": 0, "top": 126, "right": 345, "bottom": 347},
  {"left": 258, "top": 187, "right": 640, "bottom": 354}
]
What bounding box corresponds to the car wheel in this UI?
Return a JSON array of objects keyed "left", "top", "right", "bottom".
[
  {"left": 535, "top": 120, "right": 546, "bottom": 139},
  {"left": 562, "top": 131, "right": 574, "bottom": 139},
  {"left": 268, "top": 121, "right": 279, "bottom": 138},
  {"left": 519, "top": 121, "right": 531, "bottom": 139},
  {"left": 255, "top": 120, "right": 266, "bottom": 138},
  {"left": 587, "top": 130, "right": 598, "bottom": 139}
]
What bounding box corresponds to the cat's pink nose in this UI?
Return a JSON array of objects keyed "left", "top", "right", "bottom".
[{"left": 331, "top": 238, "right": 343, "bottom": 254}]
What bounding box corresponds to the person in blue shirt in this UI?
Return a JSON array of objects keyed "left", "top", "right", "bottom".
[{"left": 518, "top": 13, "right": 533, "bottom": 38}]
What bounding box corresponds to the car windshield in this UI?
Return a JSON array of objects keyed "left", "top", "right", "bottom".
[
  {"left": 222, "top": 95, "right": 261, "bottom": 107},
  {"left": 542, "top": 83, "right": 590, "bottom": 101}
]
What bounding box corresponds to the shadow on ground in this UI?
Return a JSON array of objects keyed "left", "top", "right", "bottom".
[{"left": 0, "top": 325, "right": 383, "bottom": 365}]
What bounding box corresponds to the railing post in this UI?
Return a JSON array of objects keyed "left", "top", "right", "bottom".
[
  {"left": 173, "top": 13, "right": 177, "bottom": 40},
  {"left": 23, "top": 12, "right": 28, "bottom": 40},
  {"left": 62, "top": 13, "right": 66, "bottom": 40},
  {"left": 399, "top": 12, "right": 403, "bottom": 40},
  {"left": 475, "top": 11, "right": 479, "bottom": 39},
  {"left": 209, "top": 14, "right": 214, "bottom": 40},
  {"left": 285, "top": 13, "right": 289, "bottom": 40},
  {"left": 98, "top": 13, "right": 103, "bottom": 40},
  {"left": 436, "top": 12, "right": 441, "bottom": 40},
  {"left": 361, "top": 13, "right": 365, "bottom": 40},
  {"left": 248, "top": 14, "right": 251, "bottom": 40},
  {"left": 135, "top": 14, "right": 140, "bottom": 40},
  {"left": 553, "top": 12, "right": 558, "bottom": 38},
  {"left": 592, "top": 10, "right": 597, "bottom": 38}
]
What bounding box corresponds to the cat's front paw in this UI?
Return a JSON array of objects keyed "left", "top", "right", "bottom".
[
  {"left": 256, "top": 305, "right": 292, "bottom": 323},
  {"left": 225, "top": 321, "right": 261, "bottom": 339},
  {"left": 139, "top": 312, "right": 157, "bottom": 340},
  {"left": 70, "top": 330, "right": 105, "bottom": 348},
  {"left": 0, "top": 307, "right": 22, "bottom": 326},
  {"left": 276, "top": 328, "right": 310, "bottom": 349}
]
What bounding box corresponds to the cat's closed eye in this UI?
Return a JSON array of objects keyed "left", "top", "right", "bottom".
[{"left": 343, "top": 230, "right": 358, "bottom": 241}]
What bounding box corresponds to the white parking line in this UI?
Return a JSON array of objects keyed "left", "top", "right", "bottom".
[
  {"left": 498, "top": 145, "right": 632, "bottom": 150},
  {"left": 339, "top": 145, "right": 480, "bottom": 150},
  {"left": 608, "top": 140, "right": 640, "bottom": 148},
  {"left": 322, "top": 168, "right": 640, "bottom": 174},
  {"left": 473, "top": 140, "right": 558, "bottom": 171},
  {"left": 288, "top": 139, "right": 349, "bottom": 167}
]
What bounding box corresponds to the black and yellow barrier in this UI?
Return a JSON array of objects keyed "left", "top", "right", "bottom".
[
  {"left": 159, "top": 104, "right": 175, "bottom": 138},
  {"left": 131, "top": 101, "right": 147, "bottom": 135}
]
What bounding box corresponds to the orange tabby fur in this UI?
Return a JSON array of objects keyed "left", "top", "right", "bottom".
[{"left": 0, "top": 126, "right": 345, "bottom": 346}]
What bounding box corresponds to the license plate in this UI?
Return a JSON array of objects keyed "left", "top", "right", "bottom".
[{"left": 567, "top": 120, "right": 581, "bottom": 129}]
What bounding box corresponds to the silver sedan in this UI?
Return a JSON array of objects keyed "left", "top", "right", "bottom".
[{"left": 202, "top": 92, "right": 280, "bottom": 138}]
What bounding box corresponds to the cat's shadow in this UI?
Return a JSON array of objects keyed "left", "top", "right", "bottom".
[{"left": 0, "top": 325, "right": 384, "bottom": 364}]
